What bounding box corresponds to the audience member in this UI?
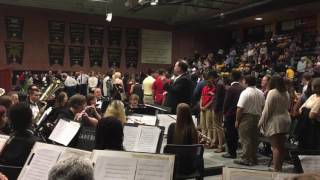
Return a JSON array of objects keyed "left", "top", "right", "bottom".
[
  {"left": 258, "top": 75, "right": 291, "bottom": 171},
  {"left": 234, "top": 75, "right": 265, "bottom": 166}
]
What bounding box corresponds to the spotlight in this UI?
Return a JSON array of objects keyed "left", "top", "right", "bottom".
[
  {"left": 255, "top": 17, "right": 263, "bottom": 21},
  {"left": 150, "top": 0, "right": 158, "bottom": 6},
  {"left": 106, "top": 12, "right": 112, "bottom": 22}
]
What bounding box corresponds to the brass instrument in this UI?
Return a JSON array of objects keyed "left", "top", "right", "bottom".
[{"left": 33, "top": 79, "right": 63, "bottom": 124}]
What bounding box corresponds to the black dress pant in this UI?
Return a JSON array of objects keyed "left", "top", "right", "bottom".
[
  {"left": 79, "top": 84, "right": 87, "bottom": 96},
  {"left": 224, "top": 115, "right": 238, "bottom": 156}
]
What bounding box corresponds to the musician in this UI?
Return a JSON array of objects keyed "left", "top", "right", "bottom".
[
  {"left": 167, "top": 103, "right": 198, "bottom": 145},
  {"left": 104, "top": 100, "right": 126, "bottom": 125},
  {"left": 95, "top": 116, "right": 124, "bottom": 151},
  {"left": 57, "top": 94, "right": 87, "bottom": 122},
  {"left": 0, "top": 103, "right": 40, "bottom": 166},
  {"left": 128, "top": 94, "right": 139, "bottom": 108},
  {"left": 93, "top": 88, "right": 109, "bottom": 114},
  {"left": 46, "top": 91, "right": 68, "bottom": 124},
  {"left": 26, "top": 85, "right": 43, "bottom": 120},
  {"left": 85, "top": 94, "right": 101, "bottom": 127}
]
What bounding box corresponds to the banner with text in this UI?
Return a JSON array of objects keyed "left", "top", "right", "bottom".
[{"left": 141, "top": 30, "right": 172, "bottom": 64}]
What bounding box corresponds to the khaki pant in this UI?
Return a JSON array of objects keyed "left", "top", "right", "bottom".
[
  {"left": 200, "top": 109, "right": 213, "bottom": 139},
  {"left": 143, "top": 95, "right": 154, "bottom": 104},
  {"left": 239, "top": 113, "right": 259, "bottom": 163},
  {"left": 213, "top": 111, "right": 224, "bottom": 149}
]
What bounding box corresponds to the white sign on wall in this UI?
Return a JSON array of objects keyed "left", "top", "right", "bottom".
[{"left": 141, "top": 29, "right": 172, "bottom": 64}]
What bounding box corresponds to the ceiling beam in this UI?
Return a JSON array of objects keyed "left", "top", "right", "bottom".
[{"left": 167, "top": 3, "right": 220, "bottom": 10}]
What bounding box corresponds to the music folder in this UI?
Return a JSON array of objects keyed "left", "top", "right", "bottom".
[{"left": 123, "top": 124, "right": 164, "bottom": 153}]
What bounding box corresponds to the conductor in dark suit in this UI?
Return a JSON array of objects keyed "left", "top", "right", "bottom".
[
  {"left": 164, "top": 60, "right": 193, "bottom": 114},
  {"left": 222, "top": 70, "right": 244, "bottom": 159}
]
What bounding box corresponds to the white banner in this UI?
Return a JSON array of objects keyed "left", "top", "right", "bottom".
[{"left": 141, "top": 29, "right": 172, "bottom": 64}]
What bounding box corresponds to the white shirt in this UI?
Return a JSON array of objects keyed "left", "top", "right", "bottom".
[
  {"left": 64, "top": 76, "right": 78, "bottom": 87},
  {"left": 237, "top": 86, "right": 265, "bottom": 115},
  {"left": 29, "top": 103, "right": 39, "bottom": 120},
  {"left": 88, "top": 76, "right": 98, "bottom": 88},
  {"left": 77, "top": 73, "right": 89, "bottom": 85},
  {"left": 142, "top": 76, "right": 155, "bottom": 95}
]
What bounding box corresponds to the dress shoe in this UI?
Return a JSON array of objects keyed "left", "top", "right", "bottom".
[
  {"left": 222, "top": 153, "right": 236, "bottom": 159},
  {"left": 234, "top": 159, "right": 254, "bottom": 166},
  {"left": 214, "top": 147, "right": 225, "bottom": 153}
]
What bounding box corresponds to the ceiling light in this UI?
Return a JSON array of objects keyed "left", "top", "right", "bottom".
[
  {"left": 150, "top": 0, "right": 158, "bottom": 6},
  {"left": 255, "top": 17, "right": 263, "bottom": 21},
  {"left": 106, "top": 12, "right": 112, "bottom": 22}
]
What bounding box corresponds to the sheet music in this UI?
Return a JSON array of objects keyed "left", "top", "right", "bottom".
[
  {"left": 20, "top": 149, "right": 61, "bottom": 180},
  {"left": 59, "top": 148, "right": 92, "bottom": 162},
  {"left": 123, "top": 126, "right": 140, "bottom": 151},
  {"left": 0, "top": 135, "right": 9, "bottom": 152},
  {"left": 135, "top": 159, "right": 171, "bottom": 180},
  {"left": 140, "top": 115, "right": 157, "bottom": 126},
  {"left": 134, "top": 126, "right": 161, "bottom": 153},
  {"left": 157, "top": 114, "right": 176, "bottom": 135},
  {"left": 299, "top": 155, "right": 320, "bottom": 173},
  {"left": 94, "top": 156, "right": 137, "bottom": 180},
  {"left": 127, "top": 115, "right": 143, "bottom": 124},
  {"left": 49, "top": 119, "right": 81, "bottom": 146}
]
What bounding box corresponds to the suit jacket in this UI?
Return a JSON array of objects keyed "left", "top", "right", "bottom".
[
  {"left": 223, "top": 82, "right": 244, "bottom": 118},
  {"left": 164, "top": 73, "right": 193, "bottom": 113}
]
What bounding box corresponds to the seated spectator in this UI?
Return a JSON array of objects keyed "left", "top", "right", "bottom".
[
  {"left": 48, "top": 156, "right": 94, "bottom": 180},
  {"left": 0, "top": 103, "right": 40, "bottom": 166},
  {"left": 95, "top": 116, "right": 124, "bottom": 151},
  {"left": 104, "top": 100, "right": 126, "bottom": 124},
  {"left": 167, "top": 103, "right": 198, "bottom": 145}
]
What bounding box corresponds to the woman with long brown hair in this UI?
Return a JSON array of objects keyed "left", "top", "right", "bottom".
[{"left": 167, "top": 103, "right": 198, "bottom": 145}]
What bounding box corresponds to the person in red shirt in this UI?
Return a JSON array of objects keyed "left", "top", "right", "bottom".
[
  {"left": 152, "top": 69, "right": 167, "bottom": 105},
  {"left": 200, "top": 71, "right": 218, "bottom": 147}
]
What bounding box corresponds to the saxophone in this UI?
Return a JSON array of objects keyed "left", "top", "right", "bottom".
[{"left": 33, "top": 79, "right": 63, "bottom": 125}]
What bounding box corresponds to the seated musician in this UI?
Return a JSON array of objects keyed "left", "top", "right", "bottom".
[
  {"left": 167, "top": 103, "right": 198, "bottom": 145},
  {"left": 95, "top": 116, "right": 124, "bottom": 151},
  {"left": 85, "top": 94, "right": 101, "bottom": 127},
  {"left": 46, "top": 91, "right": 68, "bottom": 124},
  {"left": 0, "top": 103, "right": 40, "bottom": 166},
  {"left": 93, "top": 88, "right": 109, "bottom": 114},
  {"left": 56, "top": 94, "right": 87, "bottom": 122},
  {"left": 103, "top": 100, "right": 126, "bottom": 125},
  {"left": 126, "top": 94, "right": 157, "bottom": 115}
]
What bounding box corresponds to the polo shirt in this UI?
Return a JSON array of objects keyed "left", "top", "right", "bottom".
[
  {"left": 237, "top": 86, "right": 265, "bottom": 115},
  {"left": 201, "top": 85, "right": 215, "bottom": 107}
]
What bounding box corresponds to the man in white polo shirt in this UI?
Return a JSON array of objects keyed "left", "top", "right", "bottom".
[{"left": 234, "top": 75, "right": 265, "bottom": 166}]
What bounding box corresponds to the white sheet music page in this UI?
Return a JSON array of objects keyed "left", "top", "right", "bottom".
[
  {"left": 134, "top": 126, "right": 160, "bottom": 153},
  {"left": 157, "top": 114, "right": 176, "bottom": 135},
  {"left": 94, "top": 156, "right": 137, "bottom": 180},
  {"left": 20, "top": 149, "right": 61, "bottom": 180},
  {"left": 123, "top": 126, "right": 140, "bottom": 151},
  {"left": 135, "top": 158, "right": 171, "bottom": 180},
  {"left": 299, "top": 155, "right": 320, "bottom": 173},
  {"left": 48, "top": 119, "right": 81, "bottom": 146},
  {"left": 140, "top": 115, "right": 157, "bottom": 126},
  {"left": 127, "top": 115, "right": 143, "bottom": 124}
]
